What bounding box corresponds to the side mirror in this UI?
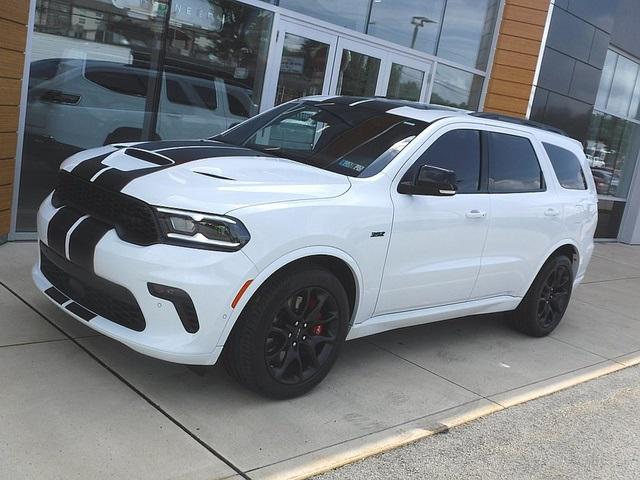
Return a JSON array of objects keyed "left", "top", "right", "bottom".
[{"left": 398, "top": 165, "right": 457, "bottom": 196}]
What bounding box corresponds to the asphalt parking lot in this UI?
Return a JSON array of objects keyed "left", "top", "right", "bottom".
[{"left": 2, "top": 241, "right": 640, "bottom": 479}]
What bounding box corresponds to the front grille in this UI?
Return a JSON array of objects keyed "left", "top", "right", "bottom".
[
  {"left": 40, "top": 242, "right": 146, "bottom": 331},
  {"left": 52, "top": 171, "right": 159, "bottom": 245}
]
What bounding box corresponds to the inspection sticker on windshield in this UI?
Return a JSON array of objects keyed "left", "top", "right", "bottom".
[{"left": 338, "top": 159, "right": 365, "bottom": 172}]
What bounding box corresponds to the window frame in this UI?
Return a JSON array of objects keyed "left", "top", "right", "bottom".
[
  {"left": 485, "top": 130, "right": 547, "bottom": 195},
  {"left": 542, "top": 142, "right": 588, "bottom": 191},
  {"left": 398, "top": 127, "right": 487, "bottom": 195}
]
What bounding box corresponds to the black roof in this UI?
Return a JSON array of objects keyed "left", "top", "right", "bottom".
[
  {"left": 469, "top": 112, "right": 569, "bottom": 137},
  {"left": 313, "top": 96, "right": 458, "bottom": 113}
]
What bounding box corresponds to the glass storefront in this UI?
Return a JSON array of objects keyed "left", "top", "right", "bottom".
[
  {"left": 15, "top": 0, "right": 497, "bottom": 232},
  {"left": 587, "top": 48, "right": 640, "bottom": 238},
  {"left": 267, "top": 0, "right": 499, "bottom": 70},
  {"left": 17, "top": 0, "right": 273, "bottom": 230},
  {"left": 430, "top": 63, "right": 483, "bottom": 110}
]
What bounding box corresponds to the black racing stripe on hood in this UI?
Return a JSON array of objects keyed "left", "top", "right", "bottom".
[
  {"left": 47, "top": 206, "right": 85, "bottom": 257},
  {"left": 130, "top": 139, "right": 223, "bottom": 150},
  {"left": 67, "top": 216, "right": 113, "bottom": 272},
  {"left": 91, "top": 165, "right": 165, "bottom": 191},
  {"left": 71, "top": 152, "right": 112, "bottom": 181},
  {"left": 90, "top": 145, "right": 261, "bottom": 190},
  {"left": 158, "top": 146, "right": 260, "bottom": 163}
]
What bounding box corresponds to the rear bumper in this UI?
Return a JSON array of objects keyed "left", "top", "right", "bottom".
[
  {"left": 574, "top": 240, "right": 594, "bottom": 286},
  {"left": 35, "top": 195, "right": 258, "bottom": 365}
]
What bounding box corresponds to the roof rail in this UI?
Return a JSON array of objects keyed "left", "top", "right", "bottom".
[{"left": 470, "top": 112, "right": 569, "bottom": 137}]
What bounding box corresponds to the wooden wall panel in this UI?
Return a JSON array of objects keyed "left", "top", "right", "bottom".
[
  {"left": 0, "top": 184, "right": 12, "bottom": 211},
  {"left": 0, "top": 159, "right": 15, "bottom": 186},
  {"left": 483, "top": 0, "right": 551, "bottom": 117},
  {"left": 0, "top": 78, "right": 22, "bottom": 106},
  {"left": 0, "top": 133, "right": 17, "bottom": 159},
  {"left": 0, "top": 0, "right": 28, "bottom": 239},
  {"left": 0, "top": 106, "right": 19, "bottom": 133},
  {"left": 0, "top": 209, "right": 10, "bottom": 236}
]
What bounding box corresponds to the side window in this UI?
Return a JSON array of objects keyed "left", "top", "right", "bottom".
[
  {"left": 409, "top": 129, "right": 481, "bottom": 193},
  {"left": 166, "top": 77, "right": 217, "bottom": 110},
  {"left": 191, "top": 82, "right": 217, "bottom": 110},
  {"left": 226, "top": 83, "right": 252, "bottom": 117},
  {"left": 543, "top": 142, "right": 588, "bottom": 190},
  {"left": 488, "top": 132, "right": 545, "bottom": 193},
  {"left": 85, "top": 68, "right": 149, "bottom": 97},
  {"left": 166, "top": 78, "right": 191, "bottom": 106}
]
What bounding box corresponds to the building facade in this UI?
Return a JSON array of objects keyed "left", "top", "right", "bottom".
[{"left": 1, "top": 0, "right": 640, "bottom": 244}]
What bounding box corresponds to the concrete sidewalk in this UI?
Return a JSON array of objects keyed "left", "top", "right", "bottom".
[{"left": 1, "top": 241, "right": 640, "bottom": 479}]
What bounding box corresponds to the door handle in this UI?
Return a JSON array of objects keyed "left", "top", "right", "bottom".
[
  {"left": 466, "top": 209, "right": 487, "bottom": 219},
  {"left": 544, "top": 208, "right": 560, "bottom": 217}
]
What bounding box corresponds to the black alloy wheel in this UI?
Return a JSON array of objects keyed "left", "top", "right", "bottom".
[
  {"left": 537, "top": 263, "right": 571, "bottom": 329},
  {"left": 510, "top": 255, "right": 574, "bottom": 337},
  {"left": 223, "top": 265, "right": 349, "bottom": 399},
  {"left": 265, "top": 287, "right": 340, "bottom": 385}
]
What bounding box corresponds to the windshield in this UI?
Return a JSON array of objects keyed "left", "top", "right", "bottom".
[{"left": 213, "top": 100, "right": 428, "bottom": 177}]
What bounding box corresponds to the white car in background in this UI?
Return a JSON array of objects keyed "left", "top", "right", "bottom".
[
  {"left": 26, "top": 59, "right": 255, "bottom": 148},
  {"left": 34, "top": 97, "right": 598, "bottom": 398}
]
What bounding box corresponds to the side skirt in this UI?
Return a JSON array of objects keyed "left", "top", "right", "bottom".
[{"left": 346, "top": 296, "right": 522, "bottom": 340}]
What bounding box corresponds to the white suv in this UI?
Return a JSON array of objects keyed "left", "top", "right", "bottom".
[
  {"left": 34, "top": 97, "right": 598, "bottom": 398},
  {"left": 26, "top": 59, "right": 254, "bottom": 148}
]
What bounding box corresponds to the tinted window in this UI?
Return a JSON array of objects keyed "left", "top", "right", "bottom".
[
  {"left": 410, "top": 129, "right": 481, "bottom": 193},
  {"left": 217, "top": 101, "right": 427, "bottom": 177},
  {"left": 85, "top": 67, "right": 150, "bottom": 97},
  {"left": 226, "top": 84, "right": 252, "bottom": 117},
  {"left": 30, "top": 59, "right": 61, "bottom": 82},
  {"left": 192, "top": 83, "right": 217, "bottom": 110},
  {"left": 166, "top": 79, "right": 191, "bottom": 106},
  {"left": 488, "top": 133, "right": 545, "bottom": 193},
  {"left": 166, "top": 77, "right": 217, "bottom": 110},
  {"left": 543, "top": 142, "right": 588, "bottom": 190}
]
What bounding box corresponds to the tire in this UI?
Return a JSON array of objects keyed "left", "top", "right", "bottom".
[
  {"left": 509, "top": 255, "right": 573, "bottom": 337},
  {"left": 223, "top": 265, "right": 350, "bottom": 399}
]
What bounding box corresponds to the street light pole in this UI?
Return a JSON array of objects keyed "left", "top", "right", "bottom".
[{"left": 410, "top": 15, "right": 437, "bottom": 49}]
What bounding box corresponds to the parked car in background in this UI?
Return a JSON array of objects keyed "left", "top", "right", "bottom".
[
  {"left": 591, "top": 167, "right": 621, "bottom": 196},
  {"left": 26, "top": 59, "right": 255, "bottom": 148},
  {"left": 34, "top": 97, "right": 598, "bottom": 398}
]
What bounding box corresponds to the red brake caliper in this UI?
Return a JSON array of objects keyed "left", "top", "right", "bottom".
[{"left": 307, "top": 295, "right": 324, "bottom": 336}]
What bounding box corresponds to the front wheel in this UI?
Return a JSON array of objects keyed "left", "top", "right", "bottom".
[
  {"left": 223, "top": 266, "right": 350, "bottom": 399},
  {"left": 509, "top": 255, "right": 573, "bottom": 337}
]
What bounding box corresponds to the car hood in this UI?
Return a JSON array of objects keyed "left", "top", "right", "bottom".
[{"left": 60, "top": 140, "right": 351, "bottom": 213}]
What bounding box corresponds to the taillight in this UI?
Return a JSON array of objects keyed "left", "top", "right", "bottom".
[{"left": 40, "top": 90, "right": 81, "bottom": 104}]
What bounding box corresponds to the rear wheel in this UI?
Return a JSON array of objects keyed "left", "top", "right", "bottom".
[
  {"left": 509, "top": 255, "right": 573, "bottom": 337},
  {"left": 223, "top": 266, "right": 349, "bottom": 399}
]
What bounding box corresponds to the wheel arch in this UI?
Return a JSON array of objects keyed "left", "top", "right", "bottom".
[
  {"left": 216, "top": 247, "right": 363, "bottom": 348},
  {"left": 520, "top": 240, "right": 580, "bottom": 298}
]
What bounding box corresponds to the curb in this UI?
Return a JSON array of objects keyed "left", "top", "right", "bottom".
[{"left": 251, "top": 354, "right": 640, "bottom": 480}]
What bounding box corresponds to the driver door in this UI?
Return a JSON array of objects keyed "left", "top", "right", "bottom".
[{"left": 374, "top": 127, "right": 490, "bottom": 315}]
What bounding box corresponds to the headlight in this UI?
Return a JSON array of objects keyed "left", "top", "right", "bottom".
[{"left": 156, "top": 207, "right": 250, "bottom": 251}]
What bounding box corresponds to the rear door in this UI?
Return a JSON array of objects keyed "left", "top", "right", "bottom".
[{"left": 473, "top": 128, "right": 565, "bottom": 299}]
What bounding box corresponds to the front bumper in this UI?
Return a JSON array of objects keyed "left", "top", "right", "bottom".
[{"left": 35, "top": 195, "right": 258, "bottom": 365}]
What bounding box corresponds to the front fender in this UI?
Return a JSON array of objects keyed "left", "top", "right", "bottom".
[{"left": 215, "top": 246, "right": 365, "bottom": 348}]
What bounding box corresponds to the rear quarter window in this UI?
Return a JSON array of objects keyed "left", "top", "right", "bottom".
[{"left": 543, "top": 142, "right": 588, "bottom": 190}]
